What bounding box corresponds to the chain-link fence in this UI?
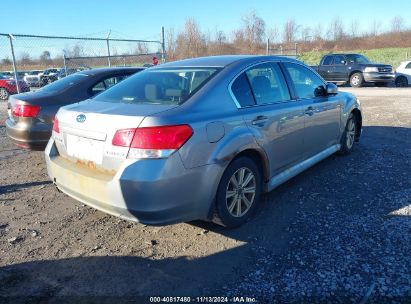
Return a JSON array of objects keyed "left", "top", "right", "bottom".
[{"left": 0, "top": 29, "right": 165, "bottom": 92}]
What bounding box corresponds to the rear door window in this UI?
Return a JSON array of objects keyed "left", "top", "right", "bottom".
[
  {"left": 322, "top": 56, "right": 334, "bottom": 65},
  {"left": 231, "top": 73, "right": 255, "bottom": 107},
  {"left": 245, "top": 63, "right": 290, "bottom": 105}
]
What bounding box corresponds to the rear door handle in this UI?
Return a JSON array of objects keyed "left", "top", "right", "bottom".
[
  {"left": 251, "top": 115, "right": 268, "bottom": 126},
  {"left": 305, "top": 106, "right": 314, "bottom": 116}
]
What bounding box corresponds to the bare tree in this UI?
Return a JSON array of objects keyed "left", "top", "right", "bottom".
[
  {"left": 369, "top": 19, "right": 382, "bottom": 37},
  {"left": 20, "top": 52, "right": 33, "bottom": 65},
  {"left": 165, "top": 27, "right": 177, "bottom": 61},
  {"left": 327, "top": 17, "right": 345, "bottom": 41},
  {"left": 232, "top": 11, "right": 265, "bottom": 53},
  {"left": 175, "top": 18, "right": 207, "bottom": 59},
  {"left": 391, "top": 16, "right": 405, "bottom": 33},
  {"left": 135, "top": 42, "right": 149, "bottom": 55},
  {"left": 267, "top": 26, "right": 279, "bottom": 44},
  {"left": 283, "top": 19, "right": 298, "bottom": 43},
  {"left": 39, "top": 50, "right": 52, "bottom": 65},
  {"left": 300, "top": 26, "right": 312, "bottom": 42},
  {"left": 349, "top": 19, "right": 360, "bottom": 37},
  {"left": 313, "top": 24, "right": 324, "bottom": 41}
]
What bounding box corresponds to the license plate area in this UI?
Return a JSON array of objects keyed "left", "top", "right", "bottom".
[{"left": 66, "top": 134, "right": 104, "bottom": 165}]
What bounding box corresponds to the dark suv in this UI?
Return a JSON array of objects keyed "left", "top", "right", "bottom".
[{"left": 312, "top": 54, "right": 395, "bottom": 87}]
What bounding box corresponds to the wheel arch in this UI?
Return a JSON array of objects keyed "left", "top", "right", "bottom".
[{"left": 349, "top": 70, "right": 363, "bottom": 78}]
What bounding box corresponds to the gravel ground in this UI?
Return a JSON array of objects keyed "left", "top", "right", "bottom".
[{"left": 0, "top": 87, "right": 410, "bottom": 303}]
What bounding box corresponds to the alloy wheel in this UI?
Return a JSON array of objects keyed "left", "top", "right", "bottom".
[
  {"left": 225, "top": 167, "right": 256, "bottom": 217},
  {"left": 346, "top": 119, "right": 356, "bottom": 149}
]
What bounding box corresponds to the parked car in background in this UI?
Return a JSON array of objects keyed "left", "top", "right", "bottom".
[
  {"left": 0, "top": 71, "right": 14, "bottom": 79},
  {"left": 6, "top": 67, "right": 144, "bottom": 149},
  {"left": 40, "top": 68, "right": 59, "bottom": 86},
  {"left": 312, "top": 53, "right": 395, "bottom": 87},
  {"left": 45, "top": 55, "right": 362, "bottom": 228},
  {"left": 395, "top": 60, "right": 411, "bottom": 87},
  {"left": 57, "top": 68, "right": 88, "bottom": 80},
  {"left": 24, "top": 70, "right": 44, "bottom": 87},
  {"left": 0, "top": 75, "right": 30, "bottom": 100}
]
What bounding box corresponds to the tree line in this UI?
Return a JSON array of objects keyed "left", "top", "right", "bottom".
[{"left": 165, "top": 12, "right": 410, "bottom": 61}]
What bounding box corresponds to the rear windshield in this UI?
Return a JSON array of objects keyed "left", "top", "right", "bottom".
[
  {"left": 93, "top": 68, "right": 220, "bottom": 105},
  {"left": 40, "top": 73, "right": 88, "bottom": 93}
]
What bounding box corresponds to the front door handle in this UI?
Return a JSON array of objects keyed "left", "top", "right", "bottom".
[
  {"left": 305, "top": 106, "right": 314, "bottom": 116},
  {"left": 251, "top": 115, "right": 268, "bottom": 126}
]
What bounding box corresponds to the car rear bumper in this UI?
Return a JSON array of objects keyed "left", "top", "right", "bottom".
[
  {"left": 5, "top": 118, "right": 51, "bottom": 150},
  {"left": 363, "top": 72, "right": 395, "bottom": 83},
  {"left": 45, "top": 139, "right": 223, "bottom": 225}
]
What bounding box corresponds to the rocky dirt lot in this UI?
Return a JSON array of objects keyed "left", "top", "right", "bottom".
[{"left": 0, "top": 87, "right": 410, "bottom": 303}]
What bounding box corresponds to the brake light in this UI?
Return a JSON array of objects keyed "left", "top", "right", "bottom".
[
  {"left": 112, "top": 128, "right": 136, "bottom": 147},
  {"left": 12, "top": 104, "right": 40, "bottom": 117},
  {"left": 112, "top": 125, "right": 193, "bottom": 158},
  {"left": 52, "top": 117, "right": 60, "bottom": 133},
  {"left": 131, "top": 125, "right": 193, "bottom": 149}
]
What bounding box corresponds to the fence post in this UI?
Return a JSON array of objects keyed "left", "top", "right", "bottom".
[
  {"left": 8, "top": 34, "right": 20, "bottom": 93},
  {"left": 280, "top": 45, "right": 283, "bottom": 56},
  {"left": 63, "top": 52, "right": 68, "bottom": 76},
  {"left": 161, "top": 26, "right": 166, "bottom": 63},
  {"left": 106, "top": 30, "right": 111, "bottom": 67},
  {"left": 266, "top": 38, "right": 270, "bottom": 55}
]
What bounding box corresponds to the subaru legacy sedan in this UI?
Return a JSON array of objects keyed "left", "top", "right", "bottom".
[
  {"left": 6, "top": 67, "right": 143, "bottom": 150},
  {"left": 45, "top": 56, "right": 362, "bottom": 227}
]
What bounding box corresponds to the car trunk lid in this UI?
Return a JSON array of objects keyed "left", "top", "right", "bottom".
[{"left": 53, "top": 100, "right": 177, "bottom": 173}]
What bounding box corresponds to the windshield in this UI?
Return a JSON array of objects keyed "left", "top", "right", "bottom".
[
  {"left": 346, "top": 54, "right": 370, "bottom": 64},
  {"left": 93, "top": 68, "right": 220, "bottom": 105},
  {"left": 40, "top": 73, "right": 88, "bottom": 93}
]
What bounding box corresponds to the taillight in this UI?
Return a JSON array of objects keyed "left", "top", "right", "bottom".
[
  {"left": 112, "top": 125, "right": 193, "bottom": 159},
  {"left": 12, "top": 104, "right": 40, "bottom": 117},
  {"left": 52, "top": 117, "right": 60, "bottom": 133},
  {"left": 112, "top": 128, "right": 136, "bottom": 147}
]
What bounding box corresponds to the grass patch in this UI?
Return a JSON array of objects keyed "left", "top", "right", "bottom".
[{"left": 300, "top": 47, "right": 411, "bottom": 68}]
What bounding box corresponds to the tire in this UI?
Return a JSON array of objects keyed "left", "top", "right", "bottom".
[
  {"left": 213, "top": 156, "right": 262, "bottom": 228},
  {"left": 350, "top": 72, "right": 363, "bottom": 88},
  {"left": 0, "top": 87, "right": 9, "bottom": 100},
  {"left": 375, "top": 82, "right": 388, "bottom": 87},
  {"left": 395, "top": 76, "right": 408, "bottom": 87},
  {"left": 339, "top": 113, "right": 357, "bottom": 155}
]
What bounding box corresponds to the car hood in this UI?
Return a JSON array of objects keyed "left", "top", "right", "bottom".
[{"left": 358, "top": 63, "right": 392, "bottom": 68}]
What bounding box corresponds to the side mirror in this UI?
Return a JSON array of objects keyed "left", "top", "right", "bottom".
[
  {"left": 326, "top": 83, "right": 338, "bottom": 95},
  {"left": 341, "top": 60, "right": 347, "bottom": 65}
]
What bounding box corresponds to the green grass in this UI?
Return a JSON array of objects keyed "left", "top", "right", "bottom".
[{"left": 299, "top": 47, "right": 411, "bottom": 68}]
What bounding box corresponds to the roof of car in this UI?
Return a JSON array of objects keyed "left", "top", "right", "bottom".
[
  {"left": 79, "top": 67, "right": 145, "bottom": 76},
  {"left": 155, "top": 55, "right": 300, "bottom": 68}
]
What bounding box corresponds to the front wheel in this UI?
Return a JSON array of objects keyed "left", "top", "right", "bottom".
[
  {"left": 339, "top": 113, "right": 357, "bottom": 155},
  {"left": 213, "top": 157, "right": 262, "bottom": 228},
  {"left": 395, "top": 76, "right": 408, "bottom": 87},
  {"left": 350, "top": 73, "right": 363, "bottom": 88},
  {"left": 0, "top": 87, "right": 9, "bottom": 100}
]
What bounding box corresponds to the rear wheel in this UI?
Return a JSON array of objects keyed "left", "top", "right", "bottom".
[
  {"left": 213, "top": 157, "right": 262, "bottom": 228},
  {"left": 395, "top": 76, "right": 408, "bottom": 87},
  {"left": 0, "top": 87, "right": 9, "bottom": 100},
  {"left": 350, "top": 73, "right": 363, "bottom": 88},
  {"left": 339, "top": 113, "right": 357, "bottom": 155}
]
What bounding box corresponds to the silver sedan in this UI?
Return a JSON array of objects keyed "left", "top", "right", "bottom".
[{"left": 45, "top": 55, "right": 362, "bottom": 227}]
